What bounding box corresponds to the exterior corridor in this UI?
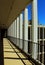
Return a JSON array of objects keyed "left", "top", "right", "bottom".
[{"left": 3, "top": 38, "right": 32, "bottom": 65}]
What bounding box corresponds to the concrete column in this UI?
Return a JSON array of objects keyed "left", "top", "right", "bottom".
[
  {"left": 13, "top": 22, "right": 15, "bottom": 37},
  {"left": 11, "top": 24, "right": 12, "bottom": 37},
  {"left": 10, "top": 24, "right": 11, "bottom": 35},
  {"left": 12, "top": 22, "right": 13, "bottom": 37},
  {"left": 9, "top": 26, "right": 10, "bottom": 36},
  {"left": 11, "top": 23, "right": 13, "bottom": 37},
  {"left": 10, "top": 28, "right": 11, "bottom": 36},
  {"left": 13, "top": 22, "right": 15, "bottom": 36},
  {"left": 8, "top": 28, "right": 9, "bottom": 36},
  {"left": 12, "top": 23, "right": 13, "bottom": 37},
  {"left": 14, "top": 20, "right": 17, "bottom": 44},
  {"left": 8, "top": 26, "right": 9, "bottom": 36},
  {"left": 14, "top": 20, "right": 16, "bottom": 38},
  {"left": 10, "top": 25, "right": 11, "bottom": 36},
  {"left": 16, "top": 19, "right": 17, "bottom": 38},
  {"left": 12, "top": 22, "right": 14, "bottom": 37},
  {"left": 24, "top": 8, "right": 28, "bottom": 53},
  {"left": 19, "top": 13, "right": 23, "bottom": 49},
  {"left": 32, "top": 0, "right": 38, "bottom": 59},
  {"left": 17, "top": 17, "right": 20, "bottom": 46}
]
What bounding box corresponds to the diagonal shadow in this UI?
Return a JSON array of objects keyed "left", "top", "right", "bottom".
[
  {"left": 4, "top": 51, "right": 21, "bottom": 53},
  {"left": 4, "top": 57, "right": 28, "bottom": 60},
  {"left": 4, "top": 47, "right": 12, "bottom": 49},
  {"left": 4, "top": 48, "right": 12, "bottom": 49}
]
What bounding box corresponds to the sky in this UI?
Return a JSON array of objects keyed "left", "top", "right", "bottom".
[{"left": 27, "top": 0, "right": 45, "bottom": 25}]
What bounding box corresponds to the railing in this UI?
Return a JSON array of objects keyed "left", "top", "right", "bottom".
[
  {"left": 8, "top": 37, "right": 45, "bottom": 65},
  {"left": 17, "top": 39, "right": 44, "bottom": 65},
  {"left": 28, "top": 40, "right": 44, "bottom": 65}
]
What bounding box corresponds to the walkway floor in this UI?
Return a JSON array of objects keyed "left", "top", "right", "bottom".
[{"left": 3, "top": 38, "right": 32, "bottom": 65}]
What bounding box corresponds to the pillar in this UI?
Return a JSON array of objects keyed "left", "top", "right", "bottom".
[
  {"left": 32, "top": 0, "right": 38, "bottom": 59},
  {"left": 14, "top": 20, "right": 17, "bottom": 44},
  {"left": 13, "top": 22, "right": 15, "bottom": 37},
  {"left": 10, "top": 24, "right": 12, "bottom": 37},
  {"left": 14, "top": 20, "right": 16, "bottom": 38},
  {"left": 17, "top": 17, "right": 20, "bottom": 46},
  {"left": 24, "top": 8, "right": 28, "bottom": 53},
  {"left": 12, "top": 22, "right": 13, "bottom": 37},
  {"left": 19, "top": 13, "right": 23, "bottom": 49},
  {"left": 11, "top": 24, "right": 12, "bottom": 37},
  {"left": 11, "top": 23, "right": 13, "bottom": 37}
]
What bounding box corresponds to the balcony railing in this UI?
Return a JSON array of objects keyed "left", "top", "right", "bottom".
[{"left": 8, "top": 37, "right": 45, "bottom": 65}]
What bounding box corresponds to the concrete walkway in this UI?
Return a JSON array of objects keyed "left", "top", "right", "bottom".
[{"left": 3, "top": 38, "right": 32, "bottom": 65}]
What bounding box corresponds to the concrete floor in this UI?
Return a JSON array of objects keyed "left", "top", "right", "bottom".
[{"left": 3, "top": 38, "right": 32, "bottom": 65}]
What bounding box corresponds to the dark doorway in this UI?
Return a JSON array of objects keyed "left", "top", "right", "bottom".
[
  {"left": 1, "top": 29, "right": 7, "bottom": 38},
  {"left": 0, "top": 29, "right": 7, "bottom": 65}
]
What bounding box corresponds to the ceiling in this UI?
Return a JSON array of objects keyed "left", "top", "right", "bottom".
[{"left": 0, "top": 0, "right": 32, "bottom": 29}]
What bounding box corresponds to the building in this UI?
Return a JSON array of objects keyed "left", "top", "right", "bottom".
[{"left": 0, "top": 0, "right": 44, "bottom": 65}]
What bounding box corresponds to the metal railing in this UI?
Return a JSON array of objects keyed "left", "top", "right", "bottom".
[
  {"left": 28, "top": 40, "right": 44, "bottom": 65},
  {"left": 8, "top": 37, "right": 45, "bottom": 65},
  {"left": 17, "top": 39, "right": 44, "bottom": 65}
]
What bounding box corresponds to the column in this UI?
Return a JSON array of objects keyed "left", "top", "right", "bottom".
[
  {"left": 14, "top": 20, "right": 16, "bottom": 38},
  {"left": 11, "top": 24, "right": 12, "bottom": 37},
  {"left": 14, "top": 20, "right": 17, "bottom": 44},
  {"left": 13, "top": 22, "right": 15, "bottom": 37},
  {"left": 24, "top": 8, "right": 28, "bottom": 53},
  {"left": 32, "top": 0, "right": 38, "bottom": 59},
  {"left": 17, "top": 17, "right": 20, "bottom": 46},
  {"left": 9, "top": 27, "right": 10, "bottom": 36},
  {"left": 11, "top": 23, "right": 13, "bottom": 37},
  {"left": 7, "top": 28, "right": 9, "bottom": 36},
  {"left": 10, "top": 24, "right": 12, "bottom": 37},
  {"left": 13, "top": 21, "right": 15, "bottom": 37},
  {"left": 12, "top": 22, "right": 13, "bottom": 37},
  {"left": 19, "top": 13, "right": 23, "bottom": 49}
]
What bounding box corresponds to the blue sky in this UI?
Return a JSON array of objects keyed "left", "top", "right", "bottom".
[{"left": 27, "top": 0, "right": 45, "bottom": 25}]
